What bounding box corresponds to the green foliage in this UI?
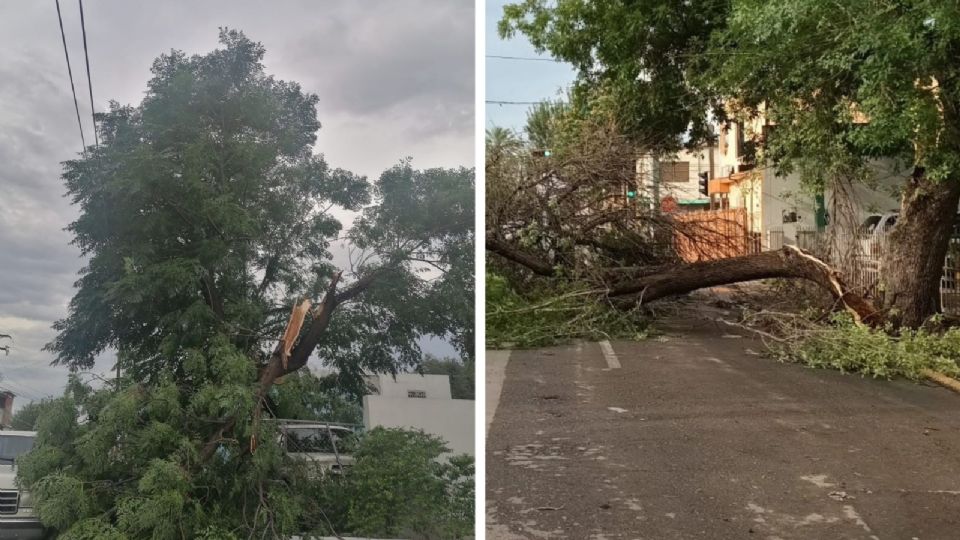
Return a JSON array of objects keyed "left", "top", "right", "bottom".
[
  {"left": 46, "top": 29, "right": 472, "bottom": 388},
  {"left": 420, "top": 354, "right": 474, "bottom": 400},
  {"left": 709, "top": 0, "right": 960, "bottom": 180},
  {"left": 500, "top": 0, "right": 728, "bottom": 153},
  {"left": 10, "top": 399, "right": 54, "bottom": 431},
  {"left": 26, "top": 29, "right": 473, "bottom": 538},
  {"left": 501, "top": 0, "right": 960, "bottom": 179},
  {"left": 524, "top": 99, "right": 568, "bottom": 150},
  {"left": 779, "top": 314, "right": 960, "bottom": 379},
  {"left": 487, "top": 273, "right": 649, "bottom": 348},
  {"left": 22, "top": 380, "right": 475, "bottom": 539},
  {"left": 343, "top": 428, "right": 474, "bottom": 539},
  {"left": 270, "top": 371, "right": 363, "bottom": 425}
]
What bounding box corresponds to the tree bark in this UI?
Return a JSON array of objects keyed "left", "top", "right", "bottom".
[
  {"left": 606, "top": 246, "right": 880, "bottom": 323},
  {"left": 200, "top": 267, "right": 387, "bottom": 462},
  {"left": 487, "top": 236, "right": 880, "bottom": 324},
  {"left": 486, "top": 236, "right": 556, "bottom": 276},
  {"left": 880, "top": 168, "right": 960, "bottom": 328}
]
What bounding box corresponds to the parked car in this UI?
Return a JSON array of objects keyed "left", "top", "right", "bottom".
[
  {"left": 859, "top": 212, "right": 898, "bottom": 235},
  {"left": 278, "top": 421, "right": 359, "bottom": 476},
  {"left": 0, "top": 431, "right": 44, "bottom": 539}
]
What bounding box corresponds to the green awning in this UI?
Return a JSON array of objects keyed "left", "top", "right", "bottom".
[{"left": 678, "top": 198, "right": 710, "bottom": 205}]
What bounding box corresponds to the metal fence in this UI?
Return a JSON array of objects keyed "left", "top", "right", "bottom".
[{"left": 766, "top": 227, "right": 960, "bottom": 315}]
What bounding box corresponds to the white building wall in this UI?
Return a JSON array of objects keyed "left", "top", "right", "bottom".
[
  {"left": 713, "top": 118, "right": 904, "bottom": 245},
  {"left": 636, "top": 147, "right": 719, "bottom": 205},
  {"left": 363, "top": 395, "right": 474, "bottom": 456},
  {"left": 362, "top": 374, "right": 474, "bottom": 456},
  {"left": 366, "top": 373, "right": 452, "bottom": 400},
  {"left": 760, "top": 161, "right": 904, "bottom": 245},
  {"left": 760, "top": 170, "right": 817, "bottom": 245}
]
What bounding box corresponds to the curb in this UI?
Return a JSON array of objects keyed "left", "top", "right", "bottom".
[{"left": 920, "top": 368, "right": 960, "bottom": 394}]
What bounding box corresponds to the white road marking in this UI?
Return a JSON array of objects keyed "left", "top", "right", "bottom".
[
  {"left": 599, "top": 340, "right": 622, "bottom": 369},
  {"left": 486, "top": 349, "right": 511, "bottom": 436},
  {"left": 800, "top": 474, "right": 836, "bottom": 488},
  {"left": 842, "top": 505, "right": 876, "bottom": 536}
]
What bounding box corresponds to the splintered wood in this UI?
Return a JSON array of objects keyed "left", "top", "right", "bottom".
[{"left": 279, "top": 298, "right": 312, "bottom": 370}]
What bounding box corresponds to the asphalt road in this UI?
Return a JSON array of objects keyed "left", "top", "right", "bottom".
[{"left": 486, "top": 317, "right": 960, "bottom": 539}]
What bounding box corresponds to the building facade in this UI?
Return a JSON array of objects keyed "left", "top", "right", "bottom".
[{"left": 363, "top": 373, "right": 474, "bottom": 456}]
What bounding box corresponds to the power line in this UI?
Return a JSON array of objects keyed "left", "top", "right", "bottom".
[
  {"left": 55, "top": 0, "right": 87, "bottom": 156},
  {"left": 487, "top": 54, "right": 562, "bottom": 62},
  {"left": 78, "top": 0, "right": 98, "bottom": 151},
  {"left": 0, "top": 370, "right": 53, "bottom": 400},
  {"left": 0, "top": 383, "right": 42, "bottom": 403},
  {"left": 487, "top": 100, "right": 547, "bottom": 106}
]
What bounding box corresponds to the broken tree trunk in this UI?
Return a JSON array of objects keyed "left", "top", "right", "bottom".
[
  {"left": 201, "top": 268, "right": 385, "bottom": 462},
  {"left": 880, "top": 168, "right": 960, "bottom": 328},
  {"left": 607, "top": 246, "right": 879, "bottom": 323}
]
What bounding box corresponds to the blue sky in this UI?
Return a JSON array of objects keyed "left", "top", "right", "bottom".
[{"left": 485, "top": 0, "right": 576, "bottom": 134}]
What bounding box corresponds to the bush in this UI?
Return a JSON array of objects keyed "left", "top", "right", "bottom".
[{"left": 343, "top": 428, "right": 474, "bottom": 539}]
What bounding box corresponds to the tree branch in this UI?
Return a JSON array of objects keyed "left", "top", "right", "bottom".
[{"left": 486, "top": 236, "right": 555, "bottom": 276}]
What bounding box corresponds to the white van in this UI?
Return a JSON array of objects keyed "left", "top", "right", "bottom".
[
  {"left": 278, "top": 421, "right": 358, "bottom": 475},
  {"left": 0, "top": 431, "right": 43, "bottom": 539}
]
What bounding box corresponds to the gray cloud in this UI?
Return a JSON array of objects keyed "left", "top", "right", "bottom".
[{"left": 0, "top": 0, "right": 473, "bottom": 407}]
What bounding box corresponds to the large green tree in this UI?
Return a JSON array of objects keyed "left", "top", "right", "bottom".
[
  {"left": 24, "top": 30, "right": 473, "bottom": 538},
  {"left": 501, "top": 0, "right": 960, "bottom": 327},
  {"left": 420, "top": 354, "right": 474, "bottom": 400}
]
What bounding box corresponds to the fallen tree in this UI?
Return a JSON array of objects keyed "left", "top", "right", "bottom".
[
  {"left": 606, "top": 247, "right": 879, "bottom": 324},
  {"left": 490, "top": 236, "right": 879, "bottom": 325},
  {"left": 486, "top": 108, "right": 884, "bottom": 325},
  {"left": 499, "top": 0, "right": 960, "bottom": 328}
]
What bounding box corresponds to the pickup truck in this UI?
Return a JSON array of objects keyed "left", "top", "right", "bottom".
[{"left": 0, "top": 431, "right": 44, "bottom": 539}]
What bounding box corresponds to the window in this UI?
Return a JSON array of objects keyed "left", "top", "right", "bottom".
[
  {"left": 408, "top": 390, "right": 427, "bottom": 398},
  {"left": 0, "top": 435, "right": 34, "bottom": 464},
  {"left": 735, "top": 121, "right": 745, "bottom": 157},
  {"left": 661, "top": 161, "right": 690, "bottom": 183},
  {"left": 284, "top": 427, "right": 355, "bottom": 454}
]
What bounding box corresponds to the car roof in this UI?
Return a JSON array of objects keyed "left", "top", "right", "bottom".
[{"left": 0, "top": 431, "right": 36, "bottom": 437}]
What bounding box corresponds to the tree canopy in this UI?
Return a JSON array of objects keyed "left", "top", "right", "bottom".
[
  {"left": 46, "top": 28, "right": 472, "bottom": 392},
  {"left": 501, "top": 0, "right": 960, "bottom": 175},
  {"left": 500, "top": 0, "right": 729, "bottom": 153},
  {"left": 23, "top": 29, "right": 474, "bottom": 538}
]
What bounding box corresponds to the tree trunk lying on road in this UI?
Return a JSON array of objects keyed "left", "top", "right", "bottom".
[
  {"left": 489, "top": 239, "right": 881, "bottom": 325},
  {"left": 606, "top": 246, "right": 880, "bottom": 324}
]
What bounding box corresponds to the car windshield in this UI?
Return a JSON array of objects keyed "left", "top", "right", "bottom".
[
  {"left": 0, "top": 435, "right": 35, "bottom": 464},
  {"left": 284, "top": 427, "right": 353, "bottom": 454}
]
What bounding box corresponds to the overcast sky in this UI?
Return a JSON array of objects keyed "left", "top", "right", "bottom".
[
  {"left": 0, "top": 0, "right": 473, "bottom": 405},
  {"left": 485, "top": 0, "right": 575, "bottom": 133}
]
